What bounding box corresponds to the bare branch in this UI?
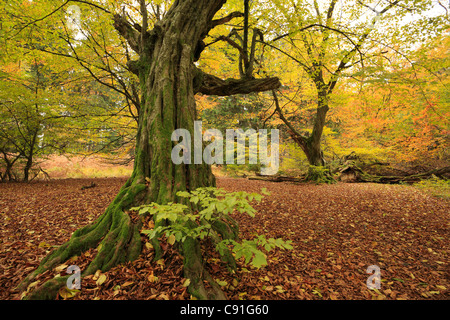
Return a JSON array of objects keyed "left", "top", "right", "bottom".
[
  {"left": 210, "top": 11, "right": 244, "bottom": 29},
  {"left": 327, "top": 0, "right": 402, "bottom": 93},
  {"left": 271, "top": 90, "right": 307, "bottom": 147},
  {"left": 217, "top": 35, "right": 249, "bottom": 66}
]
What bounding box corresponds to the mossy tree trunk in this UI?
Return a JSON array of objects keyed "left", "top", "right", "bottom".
[{"left": 19, "top": 0, "right": 280, "bottom": 300}]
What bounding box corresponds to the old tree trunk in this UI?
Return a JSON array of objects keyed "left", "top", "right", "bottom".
[{"left": 19, "top": 0, "right": 280, "bottom": 300}]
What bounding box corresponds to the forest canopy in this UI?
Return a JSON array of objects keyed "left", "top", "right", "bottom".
[{"left": 1, "top": 0, "right": 448, "bottom": 182}]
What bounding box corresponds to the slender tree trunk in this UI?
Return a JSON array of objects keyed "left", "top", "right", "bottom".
[
  {"left": 1, "top": 151, "right": 16, "bottom": 181},
  {"left": 23, "top": 131, "right": 38, "bottom": 182},
  {"left": 304, "top": 98, "right": 329, "bottom": 167},
  {"left": 23, "top": 154, "right": 33, "bottom": 182},
  {"left": 287, "top": 95, "right": 328, "bottom": 167}
]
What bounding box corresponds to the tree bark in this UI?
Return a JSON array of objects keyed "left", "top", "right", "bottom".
[{"left": 23, "top": 129, "right": 38, "bottom": 182}]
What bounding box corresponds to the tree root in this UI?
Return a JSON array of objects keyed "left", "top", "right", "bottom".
[
  {"left": 182, "top": 237, "right": 227, "bottom": 300},
  {"left": 18, "top": 183, "right": 146, "bottom": 300},
  {"left": 19, "top": 177, "right": 242, "bottom": 300}
]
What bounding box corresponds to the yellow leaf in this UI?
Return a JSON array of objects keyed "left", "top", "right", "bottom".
[
  {"left": 148, "top": 271, "right": 158, "bottom": 283},
  {"left": 38, "top": 242, "right": 51, "bottom": 248},
  {"left": 216, "top": 279, "right": 228, "bottom": 287},
  {"left": 182, "top": 278, "right": 191, "bottom": 287},
  {"left": 436, "top": 285, "right": 447, "bottom": 290},
  {"left": 145, "top": 242, "right": 154, "bottom": 250},
  {"left": 58, "top": 287, "right": 79, "bottom": 299},
  {"left": 27, "top": 281, "right": 40, "bottom": 291},
  {"left": 54, "top": 264, "right": 68, "bottom": 273},
  {"left": 276, "top": 285, "right": 285, "bottom": 293},
  {"left": 156, "top": 259, "right": 165, "bottom": 270},
  {"left": 93, "top": 269, "right": 102, "bottom": 281},
  {"left": 167, "top": 234, "right": 176, "bottom": 245},
  {"left": 96, "top": 274, "right": 107, "bottom": 286},
  {"left": 122, "top": 281, "right": 134, "bottom": 287},
  {"left": 428, "top": 291, "right": 440, "bottom": 295}
]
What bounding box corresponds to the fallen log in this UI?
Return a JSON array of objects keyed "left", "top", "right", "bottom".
[
  {"left": 248, "top": 175, "right": 305, "bottom": 183},
  {"left": 81, "top": 182, "right": 97, "bottom": 190},
  {"left": 247, "top": 166, "right": 450, "bottom": 185},
  {"left": 342, "top": 166, "right": 450, "bottom": 184}
]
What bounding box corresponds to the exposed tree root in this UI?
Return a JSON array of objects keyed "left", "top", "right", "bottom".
[
  {"left": 182, "top": 237, "right": 227, "bottom": 300},
  {"left": 18, "top": 179, "right": 239, "bottom": 300},
  {"left": 18, "top": 182, "right": 146, "bottom": 300}
]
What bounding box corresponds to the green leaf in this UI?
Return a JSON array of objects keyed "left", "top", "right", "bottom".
[
  {"left": 176, "top": 191, "right": 191, "bottom": 198},
  {"left": 252, "top": 251, "right": 267, "bottom": 268},
  {"left": 190, "top": 196, "right": 199, "bottom": 204},
  {"left": 167, "top": 234, "right": 176, "bottom": 245}
]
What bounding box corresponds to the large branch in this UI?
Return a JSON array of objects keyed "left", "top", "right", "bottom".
[
  {"left": 271, "top": 90, "right": 307, "bottom": 148},
  {"left": 210, "top": 11, "right": 244, "bottom": 29},
  {"left": 194, "top": 69, "right": 281, "bottom": 96},
  {"left": 113, "top": 14, "right": 141, "bottom": 53}
]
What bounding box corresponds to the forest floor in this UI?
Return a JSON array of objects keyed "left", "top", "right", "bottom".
[{"left": 0, "top": 177, "right": 448, "bottom": 300}]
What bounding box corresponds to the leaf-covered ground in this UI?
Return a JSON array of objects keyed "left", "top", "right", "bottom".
[{"left": 0, "top": 177, "right": 448, "bottom": 300}]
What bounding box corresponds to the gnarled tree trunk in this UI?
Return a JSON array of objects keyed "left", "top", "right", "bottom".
[{"left": 19, "top": 0, "right": 280, "bottom": 300}]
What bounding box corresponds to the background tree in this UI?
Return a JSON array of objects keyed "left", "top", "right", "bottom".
[
  {"left": 0, "top": 0, "right": 144, "bottom": 177},
  {"left": 256, "top": 0, "right": 446, "bottom": 168},
  {"left": 0, "top": 51, "right": 72, "bottom": 181}
]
